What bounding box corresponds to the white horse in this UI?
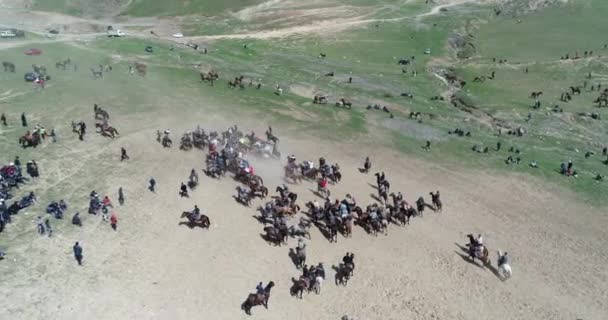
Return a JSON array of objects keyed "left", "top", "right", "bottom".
[
  {"left": 497, "top": 250, "right": 512, "bottom": 281},
  {"left": 312, "top": 276, "right": 323, "bottom": 294}
]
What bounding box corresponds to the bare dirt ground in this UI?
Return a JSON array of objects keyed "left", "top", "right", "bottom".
[
  {"left": 1, "top": 108, "right": 607, "bottom": 320},
  {"left": 1, "top": 1, "right": 607, "bottom": 320}
]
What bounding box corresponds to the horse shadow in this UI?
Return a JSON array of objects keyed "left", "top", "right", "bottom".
[
  {"left": 251, "top": 214, "right": 271, "bottom": 225},
  {"left": 309, "top": 188, "right": 327, "bottom": 199},
  {"left": 369, "top": 194, "right": 383, "bottom": 203},
  {"left": 455, "top": 242, "right": 469, "bottom": 253},
  {"left": 454, "top": 251, "right": 484, "bottom": 269},
  {"left": 177, "top": 221, "right": 198, "bottom": 229},
  {"left": 288, "top": 249, "right": 301, "bottom": 269},
  {"left": 310, "top": 220, "right": 333, "bottom": 243},
  {"left": 331, "top": 265, "right": 340, "bottom": 285}
]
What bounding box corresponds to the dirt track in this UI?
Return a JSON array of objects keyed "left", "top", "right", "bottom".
[{"left": 1, "top": 108, "right": 607, "bottom": 320}]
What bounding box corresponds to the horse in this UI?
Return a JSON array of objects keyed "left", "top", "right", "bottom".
[
  {"left": 335, "top": 263, "right": 354, "bottom": 286},
  {"left": 497, "top": 251, "right": 512, "bottom": 281},
  {"left": 19, "top": 134, "right": 40, "bottom": 148},
  {"left": 288, "top": 217, "right": 312, "bottom": 239},
  {"left": 179, "top": 211, "right": 210, "bottom": 229},
  {"left": 162, "top": 136, "right": 172, "bottom": 148},
  {"left": 99, "top": 126, "right": 119, "bottom": 138},
  {"left": 300, "top": 165, "right": 319, "bottom": 180},
  {"left": 263, "top": 225, "right": 288, "bottom": 246},
  {"left": 241, "top": 281, "right": 274, "bottom": 315},
  {"left": 235, "top": 186, "right": 253, "bottom": 206},
  {"left": 466, "top": 234, "right": 489, "bottom": 265},
  {"left": 251, "top": 184, "right": 269, "bottom": 199},
  {"left": 294, "top": 247, "right": 306, "bottom": 269},
  {"left": 273, "top": 203, "right": 300, "bottom": 217},
  {"left": 290, "top": 277, "right": 310, "bottom": 299},
  {"left": 90, "top": 67, "right": 103, "bottom": 79},
  {"left": 2, "top": 61, "right": 15, "bottom": 72},
  {"left": 312, "top": 275, "right": 323, "bottom": 294},
  {"left": 134, "top": 63, "right": 147, "bottom": 76},
  {"left": 284, "top": 167, "right": 303, "bottom": 184},
  {"left": 430, "top": 191, "right": 442, "bottom": 212}
]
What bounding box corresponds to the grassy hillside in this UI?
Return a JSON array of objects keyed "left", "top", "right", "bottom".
[
  {"left": 32, "top": 0, "right": 129, "bottom": 17},
  {"left": 9, "top": 0, "right": 608, "bottom": 204},
  {"left": 123, "top": 0, "right": 268, "bottom": 17}
]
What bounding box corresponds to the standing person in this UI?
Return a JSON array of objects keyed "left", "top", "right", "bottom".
[
  {"left": 21, "top": 113, "right": 27, "bottom": 127},
  {"left": 35, "top": 216, "right": 45, "bottom": 235},
  {"left": 110, "top": 212, "right": 118, "bottom": 231},
  {"left": 50, "top": 128, "right": 57, "bottom": 143},
  {"left": 362, "top": 157, "right": 371, "bottom": 174},
  {"left": 149, "top": 178, "right": 156, "bottom": 192},
  {"left": 120, "top": 147, "right": 129, "bottom": 161},
  {"left": 118, "top": 187, "right": 125, "bottom": 205},
  {"left": 0, "top": 113, "right": 6, "bottom": 126},
  {"left": 44, "top": 217, "right": 53, "bottom": 237},
  {"left": 179, "top": 182, "right": 189, "bottom": 198},
  {"left": 73, "top": 242, "right": 83, "bottom": 266},
  {"left": 72, "top": 212, "right": 82, "bottom": 226}
]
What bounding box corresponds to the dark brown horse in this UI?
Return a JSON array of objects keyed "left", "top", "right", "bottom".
[
  {"left": 290, "top": 277, "right": 310, "bottom": 299},
  {"left": 242, "top": 281, "right": 274, "bottom": 315},
  {"left": 179, "top": 211, "right": 210, "bottom": 229}
]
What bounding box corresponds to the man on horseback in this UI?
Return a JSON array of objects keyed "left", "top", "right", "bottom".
[
  {"left": 190, "top": 205, "right": 201, "bottom": 222},
  {"left": 498, "top": 251, "right": 509, "bottom": 267},
  {"left": 179, "top": 183, "right": 189, "bottom": 198}
]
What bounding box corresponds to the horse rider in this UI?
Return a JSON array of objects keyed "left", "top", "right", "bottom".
[
  {"left": 318, "top": 175, "right": 328, "bottom": 193},
  {"left": 256, "top": 282, "right": 265, "bottom": 295},
  {"left": 189, "top": 169, "right": 199, "bottom": 185},
  {"left": 191, "top": 205, "right": 201, "bottom": 221},
  {"left": 180, "top": 183, "right": 189, "bottom": 197},
  {"left": 297, "top": 238, "right": 306, "bottom": 252},
  {"left": 498, "top": 251, "right": 509, "bottom": 267}
]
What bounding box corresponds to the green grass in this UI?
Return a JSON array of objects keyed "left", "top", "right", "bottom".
[
  {"left": 124, "top": 0, "right": 267, "bottom": 17},
  {"left": 474, "top": 0, "right": 608, "bottom": 62},
  {"left": 5, "top": 0, "right": 608, "bottom": 207}
]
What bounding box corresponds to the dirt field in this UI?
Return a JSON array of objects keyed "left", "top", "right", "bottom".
[
  {"left": 1, "top": 1, "right": 608, "bottom": 320},
  {"left": 1, "top": 110, "right": 607, "bottom": 320}
]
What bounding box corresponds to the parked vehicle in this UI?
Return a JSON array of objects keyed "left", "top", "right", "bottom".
[
  {"left": 0, "top": 30, "right": 16, "bottom": 38},
  {"left": 107, "top": 29, "right": 125, "bottom": 37}
]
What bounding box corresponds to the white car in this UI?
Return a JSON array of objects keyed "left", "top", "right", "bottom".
[
  {"left": 0, "top": 30, "right": 16, "bottom": 38},
  {"left": 172, "top": 33, "right": 184, "bottom": 38},
  {"left": 107, "top": 29, "right": 125, "bottom": 37}
]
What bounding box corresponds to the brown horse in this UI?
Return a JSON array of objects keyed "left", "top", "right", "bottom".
[
  {"left": 290, "top": 277, "right": 310, "bottom": 299},
  {"left": 284, "top": 167, "right": 303, "bottom": 184},
  {"left": 179, "top": 211, "right": 210, "bottom": 229},
  {"left": 263, "top": 225, "right": 288, "bottom": 245},
  {"left": 335, "top": 263, "right": 354, "bottom": 286},
  {"left": 19, "top": 133, "right": 41, "bottom": 148},
  {"left": 134, "top": 63, "right": 146, "bottom": 76},
  {"left": 2, "top": 61, "right": 15, "bottom": 72},
  {"left": 251, "top": 184, "right": 268, "bottom": 199},
  {"left": 273, "top": 203, "right": 300, "bottom": 217},
  {"left": 242, "top": 281, "right": 274, "bottom": 315}
]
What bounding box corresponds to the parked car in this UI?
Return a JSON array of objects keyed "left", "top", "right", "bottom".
[
  {"left": 24, "top": 48, "right": 42, "bottom": 55},
  {"left": 0, "top": 30, "right": 16, "bottom": 38},
  {"left": 172, "top": 33, "right": 184, "bottom": 38},
  {"left": 145, "top": 46, "right": 154, "bottom": 53},
  {"left": 107, "top": 29, "right": 125, "bottom": 37}
]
